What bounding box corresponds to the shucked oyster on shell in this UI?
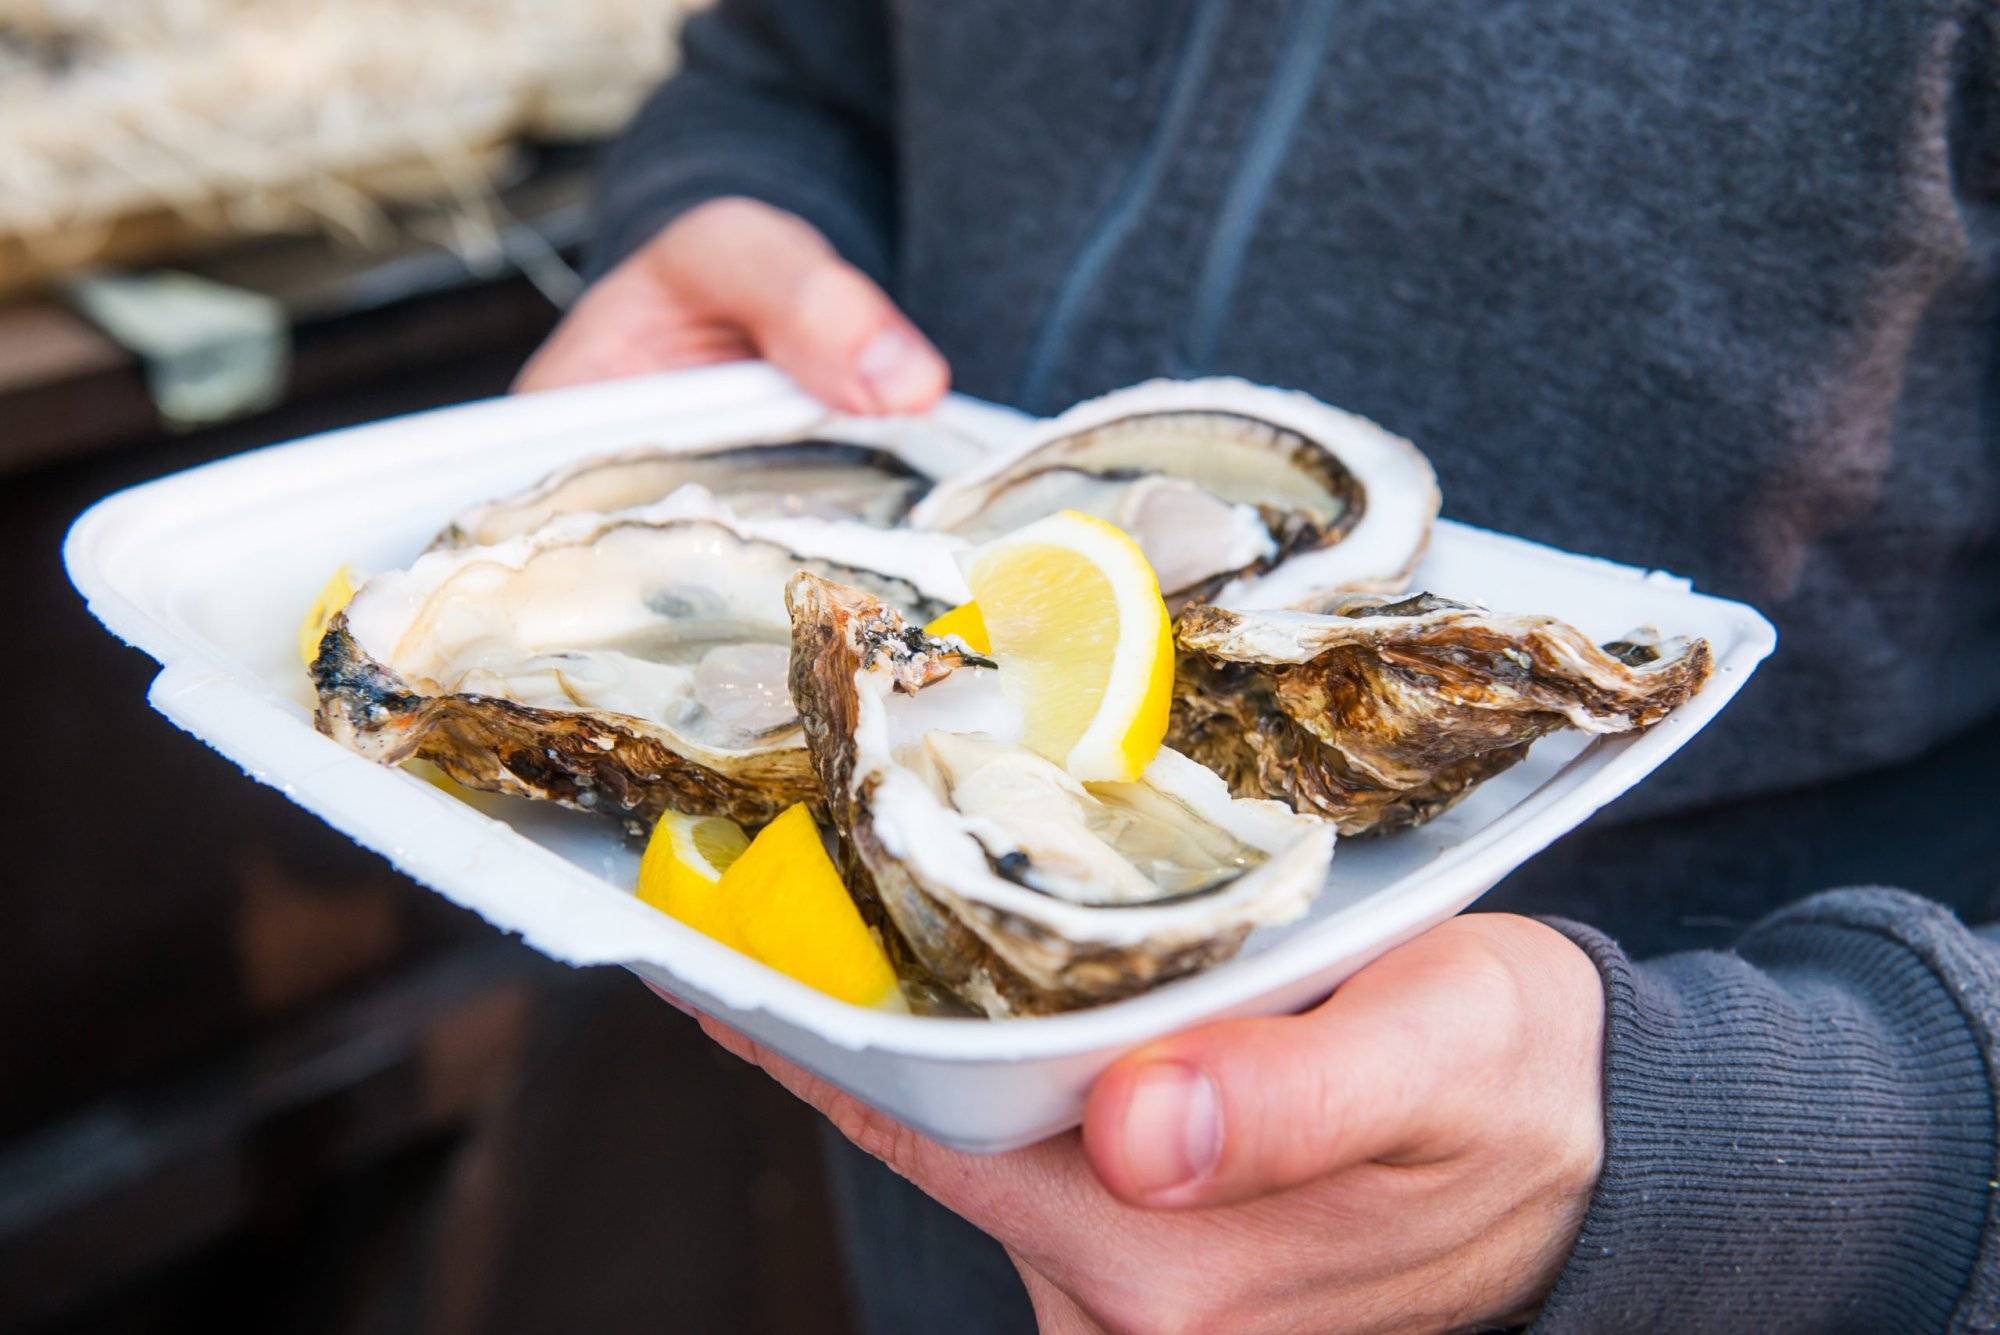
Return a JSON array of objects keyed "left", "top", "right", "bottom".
[
  {"left": 909, "top": 378, "right": 1440, "bottom": 607},
  {"left": 313, "top": 491, "right": 968, "bottom": 829},
  {"left": 434, "top": 414, "right": 991, "bottom": 550},
  {"left": 786, "top": 572, "right": 1335, "bottom": 1018},
  {"left": 1169, "top": 594, "right": 1714, "bottom": 836}
]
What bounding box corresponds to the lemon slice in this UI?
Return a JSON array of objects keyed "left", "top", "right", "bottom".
[
  {"left": 924, "top": 601, "right": 992, "bottom": 655},
  {"left": 298, "top": 564, "right": 359, "bottom": 667},
  {"left": 963, "top": 509, "right": 1174, "bottom": 783},
  {"left": 721, "top": 804, "right": 900, "bottom": 1008},
  {"left": 638, "top": 810, "right": 752, "bottom": 949}
]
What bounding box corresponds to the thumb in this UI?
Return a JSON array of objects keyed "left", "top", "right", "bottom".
[
  {"left": 1082, "top": 929, "right": 1524, "bottom": 1208},
  {"left": 661, "top": 200, "right": 949, "bottom": 414}
]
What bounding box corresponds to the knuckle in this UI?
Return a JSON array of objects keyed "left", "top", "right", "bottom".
[
  {"left": 1294, "top": 1049, "right": 1353, "bottom": 1160},
  {"left": 1457, "top": 928, "right": 1532, "bottom": 1023}
]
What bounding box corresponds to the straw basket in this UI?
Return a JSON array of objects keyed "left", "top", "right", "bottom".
[{"left": 0, "top": 0, "right": 685, "bottom": 295}]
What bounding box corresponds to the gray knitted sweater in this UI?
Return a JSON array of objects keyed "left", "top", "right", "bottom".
[{"left": 589, "top": 1, "right": 2000, "bottom": 1328}]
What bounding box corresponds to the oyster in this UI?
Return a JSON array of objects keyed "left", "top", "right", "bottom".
[
  {"left": 436, "top": 415, "right": 990, "bottom": 549},
  {"left": 1168, "top": 594, "right": 1714, "bottom": 836},
  {"left": 909, "top": 378, "right": 1439, "bottom": 607},
  {"left": 314, "top": 493, "right": 967, "bottom": 829},
  {"left": 787, "top": 572, "right": 1334, "bottom": 1017}
]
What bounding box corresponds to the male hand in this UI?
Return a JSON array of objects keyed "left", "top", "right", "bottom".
[
  {"left": 515, "top": 196, "right": 949, "bottom": 413},
  {"left": 681, "top": 913, "right": 1606, "bottom": 1334}
]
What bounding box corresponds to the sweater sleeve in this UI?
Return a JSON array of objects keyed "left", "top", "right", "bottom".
[
  {"left": 1536, "top": 889, "right": 2000, "bottom": 1332},
  {"left": 587, "top": 0, "right": 898, "bottom": 283}
]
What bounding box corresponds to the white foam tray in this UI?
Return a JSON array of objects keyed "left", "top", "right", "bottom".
[{"left": 65, "top": 362, "right": 1775, "bottom": 1153}]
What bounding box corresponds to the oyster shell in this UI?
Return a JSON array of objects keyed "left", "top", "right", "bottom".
[
  {"left": 787, "top": 572, "right": 1334, "bottom": 1017},
  {"left": 436, "top": 415, "right": 989, "bottom": 549},
  {"left": 909, "top": 378, "right": 1439, "bottom": 607},
  {"left": 314, "top": 493, "right": 968, "bottom": 829},
  {"left": 1168, "top": 594, "right": 1713, "bottom": 835}
]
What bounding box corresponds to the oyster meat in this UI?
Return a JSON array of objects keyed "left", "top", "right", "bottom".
[
  {"left": 787, "top": 572, "right": 1334, "bottom": 1017},
  {"left": 436, "top": 415, "right": 990, "bottom": 549},
  {"left": 314, "top": 493, "right": 968, "bottom": 829},
  {"left": 1170, "top": 594, "right": 1714, "bottom": 836},
  {"left": 909, "top": 378, "right": 1439, "bottom": 607}
]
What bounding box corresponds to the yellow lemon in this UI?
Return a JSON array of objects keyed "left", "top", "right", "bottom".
[
  {"left": 721, "top": 804, "right": 900, "bottom": 1008},
  {"left": 298, "top": 564, "right": 359, "bottom": 667},
  {"left": 923, "top": 600, "right": 992, "bottom": 655},
  {"left": 637, "top": 809, "right": 752, "bottom": 950},
  {"left": 963, "top": 510, "right": 1174, "bottom": 782}
]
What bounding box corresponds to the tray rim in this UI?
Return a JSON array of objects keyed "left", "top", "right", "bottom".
[{"left": 64, "top": 361, "right": 1778, "bottom": 1064}]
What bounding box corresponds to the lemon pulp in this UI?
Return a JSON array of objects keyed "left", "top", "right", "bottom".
[
  {"left": 964, "top": 510, "right": 1173, "bottom": 782},
  {"left": 637, "top": 804, "right": 900, "bottom": 1009},
  {"left": 638, "top": 810, "right": 751, "bottom": 949},
  {"left": 722, "top": 804, "right": 900, "bottom": 1008}
]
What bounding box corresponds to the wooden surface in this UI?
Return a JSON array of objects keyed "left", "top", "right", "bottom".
[{"left": 0, "top": 154, "right": 590, "bottom": 479}]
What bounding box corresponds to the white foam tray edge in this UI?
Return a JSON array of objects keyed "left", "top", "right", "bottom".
[{"left": 64, "top": 362, "right": 1777, "bottom": 1151}]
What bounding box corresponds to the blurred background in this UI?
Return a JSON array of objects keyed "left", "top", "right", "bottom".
[{"left": 1, "top": 2, "right": 858, "bottom": 1330}]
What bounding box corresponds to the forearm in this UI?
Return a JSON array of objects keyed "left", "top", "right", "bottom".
[
  {"left": 591, "top": 0, "right": 897, "bottom": 281},
  {"left": 1539, "top": 889, "right": 2000, "bottom": 1331}
]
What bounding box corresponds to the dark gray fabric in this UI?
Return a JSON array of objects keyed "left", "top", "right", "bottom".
[
  {"left": 1488, "top": 709, "right": 2000, "bottom": 959},
  {"left": 1544, "top": 894, "right": 2000, "bottom": 1332},
  {"left": 591, "top": 0, "right": 898, "bottom": 282},
  {"left": 598, "top": 0, "right": 2000, "bottom": 825},
  {"left": 589, "top": 0, "right": 2000, "bottom": 1327},
  {"left": 817, "top": 1121, "right": 1036, "bottom": 1334}
]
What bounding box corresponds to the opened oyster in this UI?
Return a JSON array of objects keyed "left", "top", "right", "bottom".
[
  {"left": 436, "top": 415, "right": 990, "bottom": 549},
  {"left": 1169, "top": 594, "right": 1713, "bottom": 835},
  {"left": 909, "top": 378, "right": 1439, "bottom": 607},
  {"left": 787, "top": 572, "right": 1335, "bottom": 1017},
  {"left": 314, "top": 493, "right": 967, "bottom": 829}
]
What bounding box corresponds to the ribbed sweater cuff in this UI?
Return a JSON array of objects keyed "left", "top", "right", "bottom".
[{"left": 1536, "top": 890, "right": 1998, "bottom": 1332}]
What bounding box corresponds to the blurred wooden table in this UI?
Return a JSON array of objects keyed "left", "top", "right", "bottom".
[{"left": 0, "top": 155, "right": 590, "bottom": 479}]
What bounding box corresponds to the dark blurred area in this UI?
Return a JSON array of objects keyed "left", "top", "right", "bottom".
[{"left": 0, "top": 135, "right": 856, "bottom": 1333}]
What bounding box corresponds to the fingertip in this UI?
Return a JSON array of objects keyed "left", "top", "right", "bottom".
[
  {"left": 1083, "top": 1054, "right": 1223, "bottom": 1207},
  {"left": 854, "top": 326, "right": 951, "bottom": 414},
  {"left": 763, "top": 261, "right": 950, "bottom": 415}
]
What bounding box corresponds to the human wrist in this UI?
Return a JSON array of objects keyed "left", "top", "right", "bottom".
[{"left": 1466, "top": 917, "right": 1605, "bottom": 1326}]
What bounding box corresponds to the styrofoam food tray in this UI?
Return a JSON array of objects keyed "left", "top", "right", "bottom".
[{"left": 65, "top": 362, "right": 1775, "bottom": 1153}]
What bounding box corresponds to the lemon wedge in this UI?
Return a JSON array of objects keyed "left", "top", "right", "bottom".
[
  {"left": 923, "top": 601, "right": 992, "bottom": 655},
  {"left": 638, "top": 810, "right": 752, "bottom": 950},
  {"left": 963, "top": 509, "right": 1174, "bottom": 783},
  {"left": 298, "top": 564, "right": 359, "bottom": 667},
  {"left": 721, "top": 804, "right": 900, "bottom": 1008}
]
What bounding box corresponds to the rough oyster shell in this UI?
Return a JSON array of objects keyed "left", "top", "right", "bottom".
[
  {"left": 909, "top": 378, "right": 1439, "bottom": 607},
  {"left": 1170, "top": 594, "right": 1714, "bottom": 836},
  {"left": 787, "top": 572, "right": 1334, "bottom": 1017},
  {"left": 314, "top": 494, "right": 967, "bottom": 829},
  {"left": 435, "top": 414, "right": 990, "bottom": 549}
]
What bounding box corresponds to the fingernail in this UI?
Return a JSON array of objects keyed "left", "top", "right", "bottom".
[
  {"left": 855, "top": 328, "right": 938, "bottom": 411},
  {"left": 1120, "top": 1062, "right": 1221, "bottom": 1197}
]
